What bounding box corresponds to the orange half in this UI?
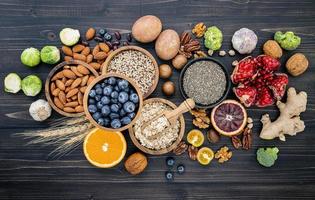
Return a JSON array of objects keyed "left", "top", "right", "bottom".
[
  {"left": 83, "top": 128, "right": 127, "bottom": 168},
  {"left": 187, "top": 129, "right": 204, "bottom": 147},
  {"left": 197, "top": 147, "right": 214, "bottom": 165}
]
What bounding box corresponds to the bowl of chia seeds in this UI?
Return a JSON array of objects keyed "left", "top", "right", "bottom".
[{"left": 179, "top": 57, "right": 231, "bottom": 109}]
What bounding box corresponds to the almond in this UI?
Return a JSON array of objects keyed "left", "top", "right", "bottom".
[
  {"left": 77, "top": 65, "right": 90, "bottom": 75},
  {"left": 66, "top": 98, "right": 71, "bottom": 102},
  {"left": 54, "top": 97, "right": 64, "bottom": 109},
  {"left": 65, "top": 79, "right": 74, "bottom": 87},
  {"left": 80, "top": 86, "right": 87, "bottom": 93},
  {"left": 90, "top": 62, "right": 101, "bottom": 70},
  {"left": 72, "top": 44, "right": 85, "bottom": 53},
  {"left": 78, "top": 92, "right": 83, "bottom": 105},
  {"left": 65, "top": 86, "right": 71, "bottom": 93},
  {"left": 63, "top": 107, "right": 76, "bottom": 113},
  {"left": 92, "top": 45, "right": 100, "bottom": 56},
  {"left": 87, "top": 76, "right": 95, "bottom": 85},
  {"left": 63, "top": 69, "right": 76, "bottom": 79},
  {"left": 58, "top": 91, "right": 66, "bottom": 105},
  {"left": 81, "top": 47, "right": 91, "bottom": 56},
  {"left": 85, "top": 28, "right": 96, "bottom": 41},
  {"left": 71, "top": 78, "right": 82, "bottom": 89},
  {"left": 81, "top": 75, "right": 89, "bottom": 86},
  {"left": 64, "top": 65, "right": 70, "bottom": 69},
  {"left": 65, "top": 101, "right": 79, "bottom": 107},
  {"left": 64, "top": 56, "right": 73, "bottom": 62},
  {"left": 56, "top": 80, "right": 65, "bottom": 91},
  {"left": 94, "top": 52, "right": 107, "bottom": 60},
  {"left": 73, "top": 53, "right": 86, "bottom": 62},
  {"left": 52, "top": 88, "right": 61, "bottom": 96},
  {"left": 62, "top": 46, "right": 73, "bottom": 56},
  {"left": 66, "top": 88, "right": 79, "bottom": 98},
  {"left": 99, "top": 42, "right": 110, "bottom": 53},
  {"left": 86, "top": 54, "right": 93, "bottom": 63},
  {"left": 50, "top": 82, "right": 56, "bottom": 93},
  {"left": 61, "top": 77, "right": 67, "bottom": 84},
  {"left": 51, "top": 71, "right": 64, "bottom": 81},
  {"left": 71, "top": 66, "right": 83, "bottom": 77},
  {"left": 75, "top": 105, "right": 84, "bottom": 113},
  {"left": 71, "top": 95, "right": 78, "bottom": 100},
  {"left": 97, "top": 59, "right": 105, "bottom": 64}
]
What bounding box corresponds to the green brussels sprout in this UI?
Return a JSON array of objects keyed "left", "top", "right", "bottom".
[
  {"left": 21, "top": 75, "right": 42, "bottom": 96},
  {"left": 4, "top": 73, "right": 21, "bottom": 93},
  {"left": 204, "top": 26, "right": 223, "bottom": 50},
  {"left": 21, "top": 47, "right": 41, "bottom": 67},
  {"left": 274, "top": 31, "right": 301, "bottom": 50},
  {"left": 40, "top": 46, "right": 60, "bottom": 64},
  {"left": 256, "top": 147, "right": 279, "bottom": 167},
  {"left": 59, "top": 28, "right": 80, "bottom": 46}
]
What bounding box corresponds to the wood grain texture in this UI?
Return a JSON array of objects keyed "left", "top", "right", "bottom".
[{"left": 0, "top": 0, "right": 315, "bottom": 199}]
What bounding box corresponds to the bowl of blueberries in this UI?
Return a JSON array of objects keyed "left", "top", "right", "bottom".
[{"left": 83, "top": 73, "right": 143, "bottom": 132}]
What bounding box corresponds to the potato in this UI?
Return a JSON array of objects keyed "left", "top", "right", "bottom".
[
  {"left": 132, "top": 15, "right": 162, "bottom": 43},
  {"left": 155, "top": 29, "right": 180, "bottom": 60}
]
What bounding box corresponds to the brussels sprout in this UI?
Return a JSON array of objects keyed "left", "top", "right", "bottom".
[
  {"left": 274, "top": 31, "right": 301, "bottom": 50},
  {"left": 204, "top": 26, "right": 223, "bottom": 51},
  {"left": 21, "top": 47, "right": 41, "bottom": 67},
  {"left": 40, "top": 46, "right": 60, "bottom": 64},
  {"left": 4, "top": 73, "right": 21, "bottom": 93},
  {"left": 21, "top": 75, "right": 42, "bottom": 96},
  {"left": 59, "top": 28, "right": 80, "bottom": 46},
  {"left": 256, "top": 147, "right": 279, "bottom": 167}
]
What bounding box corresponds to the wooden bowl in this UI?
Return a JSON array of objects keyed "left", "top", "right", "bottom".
[
  {"left": 83, "top": 73, "right": 143, "bottom": 132},
  {"left": 128, "top": 98, "right": 185, "bottom": 155},
  {"left": 45, "top": 60, "right": 99, "bottom": 117},
  {"left": 101, "top": 46, "right": 159, "bottom": 99}
]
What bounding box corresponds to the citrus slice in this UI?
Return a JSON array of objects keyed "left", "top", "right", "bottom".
[
  {"left": 210, "top": 99, "right": 247, "bottom": 136},
  {"left": 83, "top": 128, "right": 127, "bottom": 168},
  {"left": 187, "top": 129, "right": 204, "bottom": 147},
  {"left": 197, "top": 147, "right": 214, "bottom": 165}
]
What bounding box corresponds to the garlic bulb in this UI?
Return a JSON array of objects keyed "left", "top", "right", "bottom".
[
  {"left": 232, "top": 28, "right": 258, "bottom": 54},
  {"left": 29, "top": 99, "right": 52, "bottom": 121}
]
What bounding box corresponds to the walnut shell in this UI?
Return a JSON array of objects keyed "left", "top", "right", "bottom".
[
  {"left": 286, "top": 53, "right": 309, "bottom": 76},
  {"left": 124, "top": 152, "right": 147, "bottom": 175},
  {"left": 263, "top": 40, "right": 282, "bottom": 58}
]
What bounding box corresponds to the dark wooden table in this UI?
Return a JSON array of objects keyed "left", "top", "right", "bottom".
[{"left": 1, "top": 0, "right": 314, "bottom": 199}]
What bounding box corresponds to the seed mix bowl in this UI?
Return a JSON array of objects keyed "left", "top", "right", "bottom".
[
  {"left": 179, "top": 57, "right": 231, "bottom": 109},
  {"left": 101, "top": 46, "right": 159, "bottom": 99},
  {"left": 83, "top": 73, "right": 143, "bottom": 132}
]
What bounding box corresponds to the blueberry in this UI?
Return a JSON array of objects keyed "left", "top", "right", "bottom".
[
  {"left": 117, "top": 103, "right": 122, "bottom": 108},
  {"left": 98, "top": 28, "right": 106, "bottom": 36},
  {"left": 118, "top": 80, "right": 129, "bottom": 90},
  {"left": 177, "top": 164, "right": 185, "bottom": 174},
  {"left": 165, "top": 171, "right": 174, "bottom": 181},
  {"left": 123, "top": 101, "right": 135, "bottom": 113},
  {"left": 111, "top": 119, "right": 121, "bottom": 129},
  {"left": 95, "top": 87, "right": 103, "bottom": 95},
  {"left": 97, "top": 118, "right": 105, "bottom": 126},
  {"left": 104, "top": 118, "right": 110, "bottom": 127},
  {"left": 95, "top": 84, "right": 101, "bottom": 89},
  {"left": 108, "top": 77, "right": 117, "bottom": 85},
  {"left": 101, "top": 105, "right": 110, "bottom": 116},
  {"left": 110, "top": 104, "right": 120, "bottom": 113},
  {"left": 89, "top": 89, "right": 96, "bottom": 98},
  {"left": 111, "top": 91, "right": 119, "bottom": 99},
  {"left": 92, "top": 112, "right": 101, "bottom": 121},
  {"left": 114, "top": 86, "right": 120, "bottom": 92},
  {"left": 118, "top": 91, "right": 129, "bottom": 103},
  {"left": 166, "top": 157, "right": 175, "bottom": 167},
  {"left": 103, "top": 86, "right": 113, "bottom": 96},
  {"left": 111, "top": 98, "right": 118, "bottom": 104},
  {"left": 101, "top": 96, "right": 110, "bottom": 105},
  {"left": 104, "top": 33, "right": 112, "bottom": 41},
  {"left": 129, "top": 93, "right": 139, "bottom": 103},
  {"left": 109, "top": 113, "right": 119, "bottom": 119},
  {"left": 127, "top": 112, "right": 136, "bottom": 119},
  {"left": 103, "top": 79, "right": 108, "bottom": 84},
  {"left": 121, "top": 116, "right": 131, "bottom": 125},
  {"left": 101, "top": 82, "right": 106, "bottom": 88},
  {"left": 95, "top": 95, "right": 101, "bottom": 101},
  {"left": 96, "top": 101, "right": 103, "bottom": 109},
  {"left": 123, "top": 87, "right": 130, "bottom": 93},
  {"left": 88, "top": 98, "right": 96, "bottom": 105},
  {"left": 88, "top": 105, "right": 97, "bottom": 113},
  {"left": 129, "top": 89, "right": 135, "bottom": 94},
  {"left": 120, "top": 109, "right": 126, "bottom": 117}
]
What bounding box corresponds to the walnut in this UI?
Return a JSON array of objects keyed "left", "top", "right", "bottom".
[
  {"left": 263, "top": 40, "right": 283, "bottom": 59},
  {"left": 173, "top": 141, "right": 188, "bottom": 155},
  {"left": 286, "top": 53, "right": 309, "bottom": 76},
  {"left": 192, "top": 22, "right": 206, "bottom": 38},
  {"left": 215, "top": 146, "right": 232, "bottom": 163},
  {"left": 179, "top": 32, "right": 200, "bottom": 58},
  {"left": 191, "top": 109, "right": 210, "bottom": 129},
  {"left": 124, "top": 152, "right": 147, "bottom": 175}
]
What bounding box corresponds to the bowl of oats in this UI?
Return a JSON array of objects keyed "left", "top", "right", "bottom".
[
  {"left": 101, "top": 46, "right": 159, "bottom": 99},
  {"left": 129, "top": 98, "right": 185, "bottom": 155}
]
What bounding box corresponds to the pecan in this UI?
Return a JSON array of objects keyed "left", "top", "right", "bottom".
[
  {"left": 188, "top": 145, "right": 198, "bottom": 160},
  {"left": 179, "top": 31, "right": 200, "bottom": 58},
  {"left": 184, "top": 44, "right": 201, "bottom": 52},
  {"left": 231, "top": 135, "right": 242, "bottom": 149},
  {"left": 242, "top": 128, "right": 252, "bottom": 150},
  {"left": 173, "top": 141, "right": 188, "bottom": 155},
  {"left": 180, "top": 32, "right": 191, "bottom": 45},
  {"left": 194, "top": 51, "right": 207, "bottom": 58}
]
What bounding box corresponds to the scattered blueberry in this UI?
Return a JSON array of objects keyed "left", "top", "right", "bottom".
[
  {"left": 97, "top": 118, "right": 105, "bottom": 126},
  {"left": 109, "top": 113, "right": 120, "bottom": 119},
  {"left": 118, "top": 80, "right": 129, "bottom": 90},
  {"left": 96, "top": 101, "right": 103, "bottom": 109},
  {"left": 165, "top": 171, "right": 174, "bottom": 181},
  {"left": 103, "top": 79, "right": 108, "bottom": 84},
  {"left": 123, "top": 87, "right": 130, "bottom": 93},
  {"left": 111, "top": 119, "right": 121, "bottom": 129},
  {"left": 121, "top": 116, "right": 131, "bottom": 125},
  {"left": 110, "top": 104, "right": 120, "bottom": 113},
  {"left": 177, "top": 164, "right": 185, "bottom": 174},
  {"left": 118, "top": 92, "right": 129, "bottom": 103},
  {"left": 95, "top": 95, "right": 101, "bottom": 101},
  {"left": 108, "top": 77, "right": 117, "bottom": 85},
  {"left": 101, "top": 96, "right": 110, "bottom": 105},
  {"left": 88, "top": 105, "right": 97, "bottom": 113},
  {"left": 101, "top": 105, "right": 110, "bottom": 116},
  {"left": 123, "top": 101, "right": 135, "bottom": 113},
  {"left": 104, "top": 33, "right": 112, "bottom": 41},
  {"left": 129, "top": 93, "right": 139, "bottom": 103},
  {"left": 98, "top": 28, "right": 106, "bottom": 36},
  {"left": 166, "top": 157, "right": 175, "bottom": 167},
  {"left": 128, "top": 112, "right": 136, "bottom": 119},
  {"left": 88, "top": 98, "right": 96, "bottom": 105},
  {"left": 111, "top": 91, "right": 119, "bottom": 99},
  {"left": 89, "top": 89, "right": 96, "bottom": 98},
  {"left": 95, "top": 87, "right": 103, "bottom": 95},
  {"left": 92, "top": 112, "right": 101, "bottom": 121},
  {"left": 103, "top": 86, "right": 113, "bottom": 96}
]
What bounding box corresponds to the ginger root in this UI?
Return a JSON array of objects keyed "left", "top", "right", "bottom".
[{"left": 260, "top": 87, "right": 307, "bottom": 141}]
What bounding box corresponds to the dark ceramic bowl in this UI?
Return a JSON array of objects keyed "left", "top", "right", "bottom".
[{"left": 179, "top": 57, "right": 231, "bottom": 109}]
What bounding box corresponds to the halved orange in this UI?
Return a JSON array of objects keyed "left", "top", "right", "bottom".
[
  {"left": 83, "top": 128, "right": 127, "bottom": 168},
  {"left": 197, "top": 147, "right": 214, "bottom": 165},
  {"left": 187, "top": 129, "right": 204, "bottom": 147}
]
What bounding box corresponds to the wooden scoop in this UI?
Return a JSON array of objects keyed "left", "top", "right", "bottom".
[{"left": 141, "top": 98, "right": 195, "bottom": 133}]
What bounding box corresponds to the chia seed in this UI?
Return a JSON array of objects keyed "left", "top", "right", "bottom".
[{"left": 183, "top": 60, "right": 227, "bottom": 105}]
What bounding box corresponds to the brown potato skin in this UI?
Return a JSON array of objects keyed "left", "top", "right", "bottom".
[
  {"left": 155, "top": 29, "right": 180, "bottom": 60},
  {"left": 132, "top": 15, "right": 162, "bottom": 43}
]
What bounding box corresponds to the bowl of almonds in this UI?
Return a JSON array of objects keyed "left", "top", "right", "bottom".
[{"left": 45, "top": 60, "right": 99, "bottom": 117}]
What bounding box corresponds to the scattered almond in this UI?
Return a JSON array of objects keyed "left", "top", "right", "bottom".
[
  {"left": 99, "top": 43, "right": 110, "bottom": 53},
  {"left": 62, "top": 46, "right": 73, "bottom": 56},
  {"left": 61, "top": 77, "right": 67, "bottom": 84},
  {"left": 73, "top": 53, "right": 86, "bottom": 62},
  {"left": 52, "top": 88, "right": 60, "bottom": 96},
  {"left": 66, "top": 88, "right": 79, "bottom": 98},
  {"left": 65, "top": 101, "right": 79, "bottom": 107},
  {"left": 81, "top": 47, "right": 91, "bottom": 56},
  {"left": 87, "top": 76, "right": 95, "bottom": 85},
  {"left": 65, "top": 87, "right": 71, "bottom": 93},
  {"left": 86, "top": 54, "right": 93, "bottom": 63},
  {"left": 63, "top": 107, "right": 76, "bottom": 113},
  {"left": 80, "top": 86, "right": 87, "bottom": 93},
  {"left": 72, "top": 44, "right": 85, "bottom": 53},
  {"left": 71, "top": 66, "right": 83, "bottom": 77},
  {"left": 94, "top": 52, "right": 107, "bottom": 60},
  {"left": 51, "top": 71, "right": 64, "bottom": 81},
  {"left": 77, "top": 65, "right": 90, "bottom": 75},
  {"left": 63, "top": 69, "right": 76, "bottom": 79},
  {"left": 54, "top": 97, "right": 64, "bottom": 109},
  {"left": 81, "top": 75, "right": 89, "bottom": 86},
  {"left": 64, "top": 56, "right": 73, "bottom": 62},
  {"left": 92, "top": 45, "right": 100, "bottom": 56},
  {"left": 50, "top": 82, "right": 56, "bottom": 93},
  {"left": 75, "top": 105, "right": 84, "bottom": 112},
  {"left": 85, "top": 28, "right": 96, "bottom": 41},
  {"left": 65, "top": 79, "right": 74, "bottom": 87},
  {"left": 90, "top": 62, "right": 101, "bottom": 70},
  {"left": 58, "top": 91, "right": 66, "bottom": 105}
]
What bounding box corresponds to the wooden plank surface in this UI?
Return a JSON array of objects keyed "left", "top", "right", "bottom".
[{"left": 0, "top": 0, "right": 315, "bottom": 199}]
